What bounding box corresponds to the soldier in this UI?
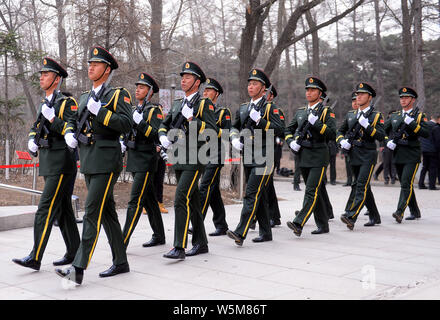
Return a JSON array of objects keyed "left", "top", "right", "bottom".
[
  {"left": 120, "top": 73, "right": 166, "bottom": 248},
  {"left": 12, "top": 58, "right": 80, "bottom": 271},
  {"left": 158, "top": 62, "right": 218, "bottom": 259},
  {"left": 285, "top": 77, "right": 336, "bottom": 236},
  {"left": 384, "top": 87, "right": 429, "bottom": 222},
  {"left": 338, "top": 83, "right": 384, "bottom": 229},
  {"left": 227, "top": 68, "right": 283, "bottom": 245},
  {"left": 342, "top": 93, "right": 357, "bottom": 187},
  {"left": 55, "top": 46, "right": 132, "bottom": 285},
  {"left": 198, "top": 77, "right": 231, "bottom": 236}
]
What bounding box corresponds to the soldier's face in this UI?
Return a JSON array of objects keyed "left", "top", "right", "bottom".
[
  {"left": 88, "top": 62, "right": 110, "bottom": 81},
  {"left": 181, "top": 74, "right": 200, "bottom": 93},
  {"left": 356, "top": 92, "right": 371, "bottom": 107},
  {"left": 351, "top": 99, "right": 358, "bottom": 109},
  {"left": 135, "top": 84, "right": 151, "bottom": 102},
  {"left": 203, "top": 88, "right": 218, "bottom": 102},
  {"left": 39, "top": 71, "right": 59, "bottom": 91},
  {"left": 305, "top": 88, "right": 321, "bottom": 103},
  {"left": 248, "top": 80, "right": 265, "bottom": 99},
  {"left": 400, "top": 96, "right": 414, "bottom": 109}
]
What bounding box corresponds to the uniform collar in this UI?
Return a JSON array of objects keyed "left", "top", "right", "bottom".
[
  {"left": 92, "top": 84, "right": 103, "bottom": 95},
  {"left": 250, "top": 96, "right": 263, "bottom": 105},
  {"left": 45, "top": 93, "right": 53, "bottom": 102},
  {"left": 308, "top": 101, "right": 320, "bottom": 110},
  {"left": 402, "top": 108, "right": 413, "bottom": 115},
  {"left": 185, "top": 92, "right": 197, "bottom": 102}
]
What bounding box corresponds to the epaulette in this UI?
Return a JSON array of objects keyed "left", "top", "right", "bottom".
[
  {"left": 298, "top": 106, "right": 306, "bottom": 110},
  {"left": 348, "top": 110, "right": 356, "bottom": 113}
]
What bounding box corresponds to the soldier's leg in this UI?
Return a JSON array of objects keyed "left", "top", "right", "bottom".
[
  {"left": 266, "top": 173, "right": 281, "bottom": 222},
  {"left": 209, "top": 168, "right": 228, "bottom": 231},
  {"left": 345, "top": 156, "right": 353, "bottom": 185},
  {"left": 319, "top": 181, "right": 333, "bottom": 220},
  {"left": 365, "top": 186, "right": 381, "bottom": 222},
  {"left": 143, "top": 171, "right": 166, "bottom": 241},
  {"left": 189, "top": 182, "right": 208, "bottom": 247},
  {"left": 346, "top": 163, "right": 375, "bottom": 222},
  {"left": 173, "top": 170, "right": 201, "bottom": 249},
  {"left": 293, "top": 167, "right": 326, "bottom": 228},
  {"left": 344, "top": 165, "right": 359, "bottom": 212},
  {"left": 29, "top": 174, "right": 72, "bottom": 262},
  {"left": 199, "top": 166, "right": 221, "bottom": 219},
  {"left": 396, "top": 163, "right": 420, "bottom": 218},
  {"left": 256, "top": 186, "right": 272, "bottom": 238},
  {"left": 72, "top": 172, "right": 120, "bottom": 270}
]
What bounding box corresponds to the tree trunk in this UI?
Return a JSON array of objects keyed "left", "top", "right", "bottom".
[
  {"left": 413, "top": 0, "right": 425, "bottom": 108},
  {"left": 305, "top": 5, "right": 319, "bottom": 76},
  {"left": 401, "top": 0, "right": 413, "bottom": 85},
  {"left": 149, "top": 0, "right": 165, "bottom": 86},
  {"left": 374, "top": 0, "right": 384, "bottom": 109},
  {"left": 56, "top": 0, "right": 67, "bottom": 87}
]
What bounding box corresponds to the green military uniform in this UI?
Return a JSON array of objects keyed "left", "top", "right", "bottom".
[
  {"left": 121, "top": 73, "right": 165, "bottom": 247},
  {"left": 228, "top": 69, "right": 283, "bottom": 245},
  {"left": 384, "top": 87, "right": 429, "bottom": 222},
  {"left": 337, "top": 83, "right": 384, "bottom": 229},
  {"left": 285, "top": 77, "right": 336, "bottom": 236},
  {"left": 159, "top": 62, "right": 218, "bottom": 254},
  {"left": 13, "top": 58, "right": 80, "bottom": 270},
  {"left": 65, "top": 47, "right": 133, "bottom": 270},
  {"left": 198, "top": 78, "right": 231, "bottom": 235}
]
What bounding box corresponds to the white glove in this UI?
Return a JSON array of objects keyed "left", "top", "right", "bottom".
[
  {"left": 404, "top": 115, "right": 414, "bottom": 125},
  {"left": 182, "top": 104, "right": 193, "bottom": 120},
  {"left": 64, "top": 132, "right": 78, "bottom": 149},
  {"left": 41, "top": 104, "right": 55, "bottom": 121},
  {"left": 387, "top": 140, "right": 397, "bottom": 150},
  {"left": 340, "top": 139, "right": 351, "bottom": 150},
  {"left": 276, "top": 137, "right": 281, "bottom": 144},
  {"left": 28, "top": 139, "right": 38, "bottom": 153},
  {"left": 231, "top": 138, "right": 243, "bottom": 151},
  {"left": 358, "top": 115, "right": 369, "bottom": 129},
  {"left": 133, "top": 111, "right": 143, "bottom": 125},
  {"left": 249, "top": 108, "right": 261, "bottom": 123},
  {"left": 308, "top": 113, "right": 318, "bottom": 125},
  {"left": 120, "top": 140, "right": 126, "bottom": 153},
  {"left": 87, "top": 98, "right": 101, "bottom": 116},
  {"left": 159, "top": 135, "right": 172, "bottom": 149},
  {"left": 289, "top": 140, "right": 301, "bottom": 152}
]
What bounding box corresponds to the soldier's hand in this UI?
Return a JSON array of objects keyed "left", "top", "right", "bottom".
[
  {"left": 289, "top": 140, "right": 301, "bottom": 152},
  {"left": 159, "top": 135, "right": 172, "bottom": 149},
  {"left": 120, "top": 140, "right": 126, "bottom": 153},
  {"left": 28, "top": 139, "right": 38, "bottom": 153},
  {"left": 64, "top": 132, "right": 78, "bottom": 149},
  {"left": 308, "top": 113, "right": 318, "bottom": 125},
  {"left": 133, "top": 111, "right": 143, "bottom": 124},
  {"left": 41, "top": 103, "right": 55, "bottom": 122},
  {"left": 231, "top": 138, "right": 243, "bottom": 151},
  {"left": 87, "top": 98, "right": 101, "bottom": 115},
  {"left": 250, "top": 108, "right": 261, "bottom": 123},
  {"left": 340, "top": 139, "right": 351, "bottom": 150},
  {"left": 182, "top": 104, "right": 193, "bottom": 120},
  {"left": 358, "top": 115, "right": 369, "bottom": 128},
  {"left": 386, "top": 140, "right": 397, "bottom": 150},
  {"left": 404, "top": 115, "right": 414, "bottom": 125}
]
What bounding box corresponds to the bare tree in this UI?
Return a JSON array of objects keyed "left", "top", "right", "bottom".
[{"left": 413, "top": 0, "right": 425, "bottom": 108}]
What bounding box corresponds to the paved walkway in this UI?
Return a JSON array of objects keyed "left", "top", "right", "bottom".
[{"left": 0, "top": 178, "right": 439, "bottom": 300}]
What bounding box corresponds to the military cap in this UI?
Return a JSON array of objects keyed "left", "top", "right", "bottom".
[
  {"left": 40, "top": 57, "right": 68, "bottom": 78},
  {"left": 305, "top": 77, "right": 327, "bottom": 92},
  {"left": 351, "top": 92, "right": 357, "bottom": 100},
  {"left": 135, "top": 72, "right": 159, "bottom": 93},
  {"left": 355, "top": 82, "right": 376, "bottom": 97},
  {"left": 180, "top": 61, "right": 206, "bottom": 83},
  {"left": 399, "top": 87, "right": 418, "bottom": 99},
  {"left": 248, "top": 68, "right": 271, "bottom": 87},
  {"left": 205, "top": 78, "right": 223, "bottom": 94},
  {"left": 88, "top": 46, "right": 118, "bottom": 70}
]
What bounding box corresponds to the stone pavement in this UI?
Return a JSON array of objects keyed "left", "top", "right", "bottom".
[{"left": 0, "top": 178, "right": 439, "bottom": 300}]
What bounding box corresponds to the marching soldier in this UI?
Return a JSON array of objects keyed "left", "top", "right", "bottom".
[
  {"left": 12, "top": 58, "right": 80, "bottom": 271},
  {"left": 384, "top": 87, "right": 429, "bottom": 222},
  {"left": 285, "top": 77, "right": 336, "bottom": 236},
  {"left": 227, "top": 68, "right": 283, "bottom": 245},
  {"left": 342, "top": 93, "right": 358, "bottom": 187},
  {"left": 55, "top": 46, "right": 132, "bottom": 285},
  {"left": 338, "top": 83, "right": 384, "bottom": 229},
  {"left": 198, "top": 77, "right": 231, "bottom": 236},
  {"left": 120, "top": 73, "right": 166, "bottom": 248},
  {"left": 158, "top": 62, "right": 218, "bottom": 259}
]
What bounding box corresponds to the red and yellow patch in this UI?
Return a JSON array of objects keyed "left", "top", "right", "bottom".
[
  {"left": 280, "top": 116, "right": 284, "bottom": 120},
  {"left": 273, "top": 109, "right": 279, "bottom": 114},
  {"left": 71, "top": 104, "right": 78, "bottom": 111},
  {"left": 124, "top": 96, "right": 130, "bottom": 104},
  {"left": 157, "top": 114, "right": 163, "bottom": 119},
  {"left": 330, "top": 113, "right": 335, "bottom": 118},
  {"left": 209, "top": 104, "right": 214, "bottom": 111},
  {"left": 423, "top": 117, "right": 427, "bottom": 121},
  {"left": 380, "top": 119, "right": 384, "bottom": 124},
  {"left": 225, "top": 115, "right": 231, "bottom": 120}
]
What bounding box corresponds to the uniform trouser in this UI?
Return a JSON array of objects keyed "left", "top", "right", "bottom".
[
  {"left": 419, "top": 152, "right": 438, "bottom": 189},
  {"left": 234, "top": 166, "right": 272, "bottom": 239},
  {"left": 383, "top": 149, "right": 396, "bottom": 181},
  {"left": 274, "top": 145, "right": 282, "bottom": 172},
  {"left": 345, "top": 155, "right": 352, "bottom": 184},
  {"left": 329, "top": 154, "right": 337, "bottom": 183},
  {"left": 395, "top": 163, "right": 421, "bottom": 218},
  {"left": 266, "top": 173, "right": 281, "bottom": 222},
  {"left": 122, "top": 171, "right": 165, "bottom": 247},
  {"left": 293, "top": 166, "right": 328, "bottom": 230},
  {"left": 29, "top": 173, "right": 80, "bottom": 262},
  {"left": 293, "top": 155, "right": 301, "bottom": 185},
  {"left": 174, "top": 169, "right": 207, "bottom": 249},
  {"left": 73, "top": 172, "right": 127, "bottom": 269},
  {"left": 320, "top": 180, "right": 334, "bottom": 219},
  {"left": 346, "top": 163, "right": 380, "bottom": 222},
  {"left": 199, "top": 165, "right": 228, "bottom": 231},
  {"left": 154, "top": 158, "right": 166, "bottom": 203}
]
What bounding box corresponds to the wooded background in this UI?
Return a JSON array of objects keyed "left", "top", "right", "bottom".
[{"left": 1, "top": 0, "right": 439, "bottom": 170}]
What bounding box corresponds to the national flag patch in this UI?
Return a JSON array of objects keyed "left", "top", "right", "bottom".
[
  {"left": 380, "top": 119, "right": 384, "bottom": 124},
  {"left": 209, "top": 104, "right": 214, "bottom": 111},
  {"left": 330, "top": 113, "right": 335, "bottom": 118},
  {"left": 280, "top": 116, "right": 284, "bottom": 120},
  {"left": 71, "top": 105, "right": 78, "bottom": 111},
  {"left": 273, "top": 109, "right": 279, "bottom": 114},
  {"left": 225, "top": 115, "right": 230, "bottom": 120},
  {"left": 423, "top": 117, "right": 427, "bottom": 121},
  {"left": 124, "top": 96, "right": 130, "bottom": 104},
  {"left": 157, "top": 114, "right": 163, "bottom": 119}
]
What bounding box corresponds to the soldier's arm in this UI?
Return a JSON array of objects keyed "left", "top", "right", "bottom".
[
  {"left": 255, "top": 104, "right": 283, "bottom": 137},
  {"left": 406, "top": 112, "right": 429, "bottom": 138},
  {"left": 49, "top": 97, "right": 78, "bottom": 136},
  {"left": 95, "top": 88, "right": 133, "bottom": 134},
  {"left": 220, "top": 108, "right": 232, "bottom": 130},
  {"left": 229, "top": 108, "right": 241, "bottom": 142},
  {"left": 383, "top": 116, "right": 392, "bottom": 143},
  {"left": 284, "top": 111, "right": 298, "bottom": 145},
  {"left": 192, "top": 98, "right": 218, "bottom": 135},
  {"left": 309, "top": 107, "right": 336, "bottom": 140},
  {"left": 336, "top": 113, "right": 349, "bottom": 144},
  {"left": 137, "top": 105, "right": 163, "bottom": 140},
  {"left": 363, "top": 112, "right": 385, "bottom": 142}
]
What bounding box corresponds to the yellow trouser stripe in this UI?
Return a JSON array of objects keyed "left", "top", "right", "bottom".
[
  {"left": 265, "top": 121, "right": 271, "bottom": 131},
  {"left": 301, "top": 167, "right": 325, "bottom": 227},
  {"left": 265, "top": 164, "right": 275, "bottom": 186},
  {"left": 201, "top": 167, "right": 220, "bottom": 216},
  {"left": 217, "top": 128, "right": 222, "bottom": 138},
  {"left": 35, "top": 174, "right": 64, "bottom": 261},
  {"left": 182, "top": 171, "right": 199, "bottom": 246},
  {"left": 352, "top": 165, "right": 375, "bottom": 218},
  {"left": 402, "top": 163, "right": 419, "bottom": 214},
  {"left": 243, "top": 166, "right": 269, "bottom": 236},
  {"left": 87, "top": 173, "right": 114, "bottom": 267},
  {"left": 124, "top": 172, "right": 149, "bottom": 244},
  {"left": 199, "top": 121, "right": 206, "bottom": 134}
]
